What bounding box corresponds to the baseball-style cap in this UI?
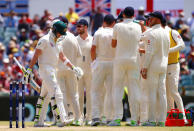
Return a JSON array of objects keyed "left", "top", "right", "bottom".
[
  {"left": 123, "top": 6, "right": 134, "bottom": 17},
  {"left": 104, "top": 14, "right": 115, "bottom": 25},
  {"left": 149, "top": 11, "right": 163, "bottom": 22},
  {"left": 77, "top": 19, "right": 88, "bottom": 27},
  {"left": 53, "top": 21, "right": 67, "bottom": 35}
]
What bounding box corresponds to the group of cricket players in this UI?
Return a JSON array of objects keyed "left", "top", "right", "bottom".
[{"left": 23, "top": 6, "right": 187, "bottom": 127}]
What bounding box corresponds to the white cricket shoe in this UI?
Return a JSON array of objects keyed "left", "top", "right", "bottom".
[
  {"left": 57, "top": 118, "right": 74, "bottom": 127},
  {"left": 34, "top": 122, "right": 51, "bottom": 127}
]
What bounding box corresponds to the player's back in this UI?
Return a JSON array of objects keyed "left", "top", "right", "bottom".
[
  {"left": 114, "top": 19, "right": 142, "bottom": 63},
  {"left": 95, "top": 27, "right": 115, "bottom": 60},
  {"left": 149, "top": 25, "right": 170, "bottom": 73}
]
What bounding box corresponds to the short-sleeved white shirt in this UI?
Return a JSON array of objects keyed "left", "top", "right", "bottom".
[
  {"left": 93, "top": 27, "right": 115, "bottom": 61},
  {"left": 36, "top": 31, "right": 61, "bottom": 68},
  {"left": 57, "top": 31, "right": 82, "bottom": 70},
  {"left": 113, "top": 19, "right": 142, "bottom": 62},
  {"left": 76, "top": 34, "right": 93, "bottom": 70}
]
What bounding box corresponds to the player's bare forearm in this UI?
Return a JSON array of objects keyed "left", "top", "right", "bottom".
[
  {"left": 59, "top": 52, "right": 74, "bottom": 69},
  {"left": 112, "top": 39, "right": 117, "bottom": 48},
  {"left": 29, "top": 49, "right": 42, "bottom": 69},
  {"left": 91, "top": 45, "right": 96, "bottom": 61}
]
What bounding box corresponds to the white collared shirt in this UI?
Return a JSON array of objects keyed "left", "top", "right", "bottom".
[
  {"left": 36, "top": 31, "right": 62, "bottom": 67},
  {"left": 112, "top": 18, "right": 142, "bottom": 64},
  {"left": 93, "top": 27, "right": 115, "bottom": 61},
  {"left": 76, "top": 34, "right": 93, "bottom": 70}
]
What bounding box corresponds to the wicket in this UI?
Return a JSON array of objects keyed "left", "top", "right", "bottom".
[{"left": 9, "top": 81, "right": 25, "bottom": 128}]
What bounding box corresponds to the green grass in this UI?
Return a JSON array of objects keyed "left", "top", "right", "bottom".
[{"left": 0, "top": 121, "right": 194, "bottom": 131}]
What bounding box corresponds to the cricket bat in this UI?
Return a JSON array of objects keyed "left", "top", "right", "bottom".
[{"left": 13, "top": 57, "right": 41, "bottom": 93}]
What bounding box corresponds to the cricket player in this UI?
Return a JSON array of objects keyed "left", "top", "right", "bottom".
[
  {"left": 161, "top": 18, "right": 188, "bottom": 124},
  {"left": 108, "top": 7, "right": 142, "bottom": 126},
  {"left": 140, "top": 12, "right": 170, "bottom": 126},
  {"left": 90, "top": 14, "right": 115, "bottom": 126},
  {"left": 76, "top": 19, "right": 93, "bottom": 125},
  {"left": 56, "top": 17, "right": 82, "bottom": 126},
  {"left": 24, "top": 21, "right": 83, "bottom": 127}
]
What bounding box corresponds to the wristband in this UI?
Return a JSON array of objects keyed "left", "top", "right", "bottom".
[{"left": 63, "top": 58, "right": 70, "bottom": 66}]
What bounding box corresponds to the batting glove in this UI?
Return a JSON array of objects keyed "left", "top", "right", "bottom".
[
  {"left": 72, "top": 66, "right": 84, "bottom": 79},
  {"left": 24, "top": 68, "right": 33, "bottom": 83}
]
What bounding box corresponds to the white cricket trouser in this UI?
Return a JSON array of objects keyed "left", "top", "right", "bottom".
[
  {"left": 166, "top": 63, "right": 186, "bottom": 119},
  {"left": 112, "top": 59, "right": 141, "bottom": 121},
  {"left": 39, "top": 65, "right": 68, "bottom": 123},
  {"left": 57, "top": 70, "right": 81, "bottom": 121},
  {"left": 35, "top": 80, "right": 59, "bottom": 124},
  {"left": 139, "top": 53, "right": 149, "bottom": 123},
  {"left": 140, "top": 78, "right": 149, "bottom": 123},
  {"left": 144, "top": 71, "right": 167, "bottom": 122},
  {"left": 91, "top": 60, "right": 113, "bottom": 121},
  {"left": 78, "top": 69, "right": 92, "bottom": 121}
]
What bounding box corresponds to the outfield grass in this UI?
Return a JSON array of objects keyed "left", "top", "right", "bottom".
[{"left": 0, "top": 121, "right": 193, "bottom": 131}]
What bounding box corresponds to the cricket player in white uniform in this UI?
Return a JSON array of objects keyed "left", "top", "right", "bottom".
[
  {"left": 161, "top": 19, "right": 188, "bottom": 124},
  {"left": 76, "top": 19, "right": 93, "bottom": 125},
  {"left": 56, "top": 17, "right": 83, "bottom": 126},
  {"left": 140, "top": 12, "right": 170, "bottom": 126},
  {"left": 108, "top": 7, "right": 142, "bottom": 126},
  {"left": 90, "top": 14, "right": 115, "bottom": 126},
  {"left": 24, "top": 21, "right": 83, "bottom": 127}
]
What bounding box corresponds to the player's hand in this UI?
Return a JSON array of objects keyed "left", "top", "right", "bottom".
[
  {"left": 141, "top": 68, "right": 147, "bottom": 79},
  {"left": 72, "top": 66, "right": 84, "bottom": 79},
  {"left": 24, "top": 68, "right": 33, "bottom": 83}
]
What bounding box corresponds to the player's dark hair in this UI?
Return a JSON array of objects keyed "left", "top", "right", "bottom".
[
  {"left": 104, "top": 14, "right": 115, "bottom": 25},
  {"left": 123, "top": 6, "right": 134, "bottom": 18}
]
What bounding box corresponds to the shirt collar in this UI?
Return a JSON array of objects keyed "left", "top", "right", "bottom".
[
  {"left": 152, "top": 24, "right": 161, "bottom": 29},
  {"left": 48, "top": 30, "right": 56, "bottom": 44},
  {"left": 123, "top": 18, "right": 133, "bottom": 23},
  {"left": 78, "top": 34, "right": 90, "bottom": 41}
]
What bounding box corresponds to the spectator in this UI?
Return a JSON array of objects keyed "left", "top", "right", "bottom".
[
  {"left": 32, "top": 14, "right": 40, "bottom": 25},
  {"left": 18, "top": 14, "right": 30, "bottom": 33},
  {"left": 4, "top": 10, "right": 18, "bottom": 28},
  {"left": 89, "top": 9, "right": 96, "bottom": 28},
  {"left": 0, "top": 13, "right": 4, "bottom": 27},
  {"left": 175, "top": 11, "right": 186, "bottom": 30},
  {"left": 18, "top": 28, "right": 29, "bottom": 42},
  {"left": 136, "top": 6, "right": 146, "bottom": 21},
  {"left": 0, "top": 44, "right": 5, "bottom": 70},
  {"left": 39, "top": 9, "right": 53, "bottom": 30},
  {"left": 180, "top": 58, "right": 190, "bottom": 75},
  {"left": 91, "top": 7, "right": 104, "bottom": 35},
  {"left": 65, "top": 7, "right": 79, "bottom": 24},
  {"left": 188, "top": 52, "right": 194, "bottom": 70},
  {"left": 180, "top": 24, "right": 190, "bottom": 42}
]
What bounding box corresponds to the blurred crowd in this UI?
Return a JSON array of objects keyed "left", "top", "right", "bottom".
[{"left": 0, "top": 7, "right": 194, "bottom": 96}]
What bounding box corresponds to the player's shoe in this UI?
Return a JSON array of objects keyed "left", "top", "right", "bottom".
[
  {"left": 34, "top": 122, "right": 51, "bottom": 127},
  {"left": 157, "top": 122, "right": 165, "bottom": 127},
  {"left": 71, "top": 120, "right": 82, "bottom": 126},
  {"left": 57, "top": 118, "right": 74, "bottom": 127},
  {"left": 107, "top": 119, "right": 121, "bottom": 126},
  {"left": 85, "top": 120, "right": 92, "bottom": 126},
  {"left": 91, "top": 118, "right": 101, "bottom": 126},
  {"left": 126, "top": 120, "right": 138, "bottom": 126},
  {"left": 141, "top": 122, "right": 156, "bottom": 126},
  {"left": 100, "top": 116, "right": 107, "bottom": 126}
]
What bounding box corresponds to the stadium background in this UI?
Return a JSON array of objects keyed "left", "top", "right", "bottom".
[{"left": 0, "top": 0, "right": 193, "bottom": 122}]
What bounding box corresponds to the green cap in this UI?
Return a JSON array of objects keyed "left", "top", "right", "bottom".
[{"left": 53, "top": 21, "right": 67, "bottom": 35}]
